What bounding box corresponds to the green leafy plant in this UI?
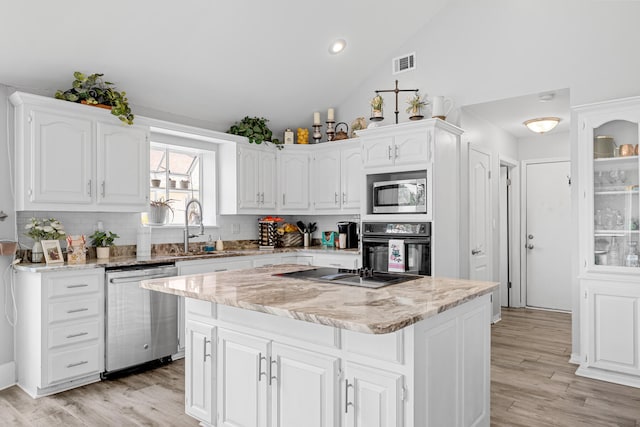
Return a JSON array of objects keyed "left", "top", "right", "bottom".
[
  {"left": 89, "top": 230, "right": 120, "bottom": 247},
  {"left": 55, "top": 72, "right": 134, "bottom": 125},
  {"left": 24, "top": 217, "right": 66, "bottom": 241},
  {"left": 406, "top": 94, "right": 428, "bottom": 115},
  {"left": 227, "top": 116, "right": 281, "bottom": 146}
]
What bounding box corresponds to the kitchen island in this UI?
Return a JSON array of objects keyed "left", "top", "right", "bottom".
[{"left": 141, "top": 264, "right": 498, "bottom": 427}]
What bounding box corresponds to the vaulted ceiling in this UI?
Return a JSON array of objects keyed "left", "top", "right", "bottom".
[{"left": 0, "top": 0, "right": 451, "bottom": 135}]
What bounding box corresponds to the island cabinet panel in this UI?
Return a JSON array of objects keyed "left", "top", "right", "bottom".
[
  {"left": 185, "top": 320, "right": 215, "bottom": 425},
  {"left": 270, "top": 343, "right": 339, "bottom": 427},
  {"left": 344, "top": 362, "right": 403, "bottom": 427},
  {"left": 217, "top": 328, "right": 270, "bottom": 427}
]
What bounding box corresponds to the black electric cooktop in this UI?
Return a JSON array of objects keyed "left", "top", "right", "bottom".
[{"left": 275, "top": 267, "right": 420, "bottom": 289}]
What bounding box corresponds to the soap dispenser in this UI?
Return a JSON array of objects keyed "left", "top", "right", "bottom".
[
  {"left": 204, "top": 235, "right": 215, "bottom": 252},
  {"left": 216, "top": 236, "right": 224, "bottom": 251}
]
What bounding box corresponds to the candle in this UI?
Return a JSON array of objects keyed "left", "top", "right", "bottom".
[
  {"left": 313, "top": 112, "right": 320, "bottom": 125},
  {"left": 327, "top": 108, "right": 335, "bottom": 121}
]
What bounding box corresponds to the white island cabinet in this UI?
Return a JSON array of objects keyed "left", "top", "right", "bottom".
[
  {"left": 575, "top": 96, "right": 640, "bottom": 387},
  {"left": 142, "top": 265, "right": 495, "bottom": 427}
]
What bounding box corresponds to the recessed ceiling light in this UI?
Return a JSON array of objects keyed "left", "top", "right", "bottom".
[
  {"left": 523, "top": 117, "right": 561, "bottom": 134},
  {"left": 329, "top": 39, "right": 346, "bottom": 54}
]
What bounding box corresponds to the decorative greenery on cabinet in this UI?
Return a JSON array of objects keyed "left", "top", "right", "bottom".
[{"left": 227, "top": 116, "right": 281, "bottom": 146}]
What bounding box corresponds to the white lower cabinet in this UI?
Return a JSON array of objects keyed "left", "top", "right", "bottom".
[
  {"left": 577, "top": 279, "right": 640, "bottom": 387},
  {"left": 344, "top": 362, "right": 403, "bottom": 427},
  {"left": 312, "top": 252, "right": 360, "bottom": 269},
  {"left": 185, "top": 320, "right": 216, "bottom": 424},
  {"left": 15, "top": 268, "right": 105, "bottom": 398}
]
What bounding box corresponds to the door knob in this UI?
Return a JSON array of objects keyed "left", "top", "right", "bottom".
[
  {"left": 527, "top": 244, "right": 534, "bottom": 249},
  {"left": 471, "top": 248, "right": 481, "bottom": 255},
  {"left": 528, "top": 234, "right": 534, "bottom": 240}
]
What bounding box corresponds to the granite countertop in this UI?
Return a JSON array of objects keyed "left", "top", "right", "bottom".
[
  {"left": 13, "top": 246, "right": 360, "bottom": 272},
  {"left": 140, "top": 264, "right": 498, "bottom": 334}
]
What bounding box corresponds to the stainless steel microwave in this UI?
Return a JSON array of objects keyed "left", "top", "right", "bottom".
[{"left": 372, "top": 178, "right": 427, "bottom": 214}]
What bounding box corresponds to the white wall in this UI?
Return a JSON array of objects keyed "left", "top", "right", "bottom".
[
  {"left": 0, "top": 84, "right": 16, "bottom": 378},
  {"left": 336, "top": 0, "right": 640, "bottom": 124},
  {"left": 519, "top": 131, "right": 570, "bottom": 161}
]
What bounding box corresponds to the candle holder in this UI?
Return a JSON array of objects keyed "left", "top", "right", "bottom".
[
  {"left": 326, "top": 120, "right": 336, "bottom": 141},
  {"left": 312, "top": 124, "right": 322, "bottom": 143}
]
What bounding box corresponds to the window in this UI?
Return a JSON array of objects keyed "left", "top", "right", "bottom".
[{"left": 148, "top": 133, "right": 217, "bottom": 226}]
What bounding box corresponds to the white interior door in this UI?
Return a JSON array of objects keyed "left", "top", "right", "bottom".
[
  {"left": 524, "top": 160, "right": 572, "bottom": 311},
  {"left": 469, "top": 147, "right": 492, "bottom": 281}
]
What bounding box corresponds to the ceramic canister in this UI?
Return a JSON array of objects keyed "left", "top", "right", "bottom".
[{"left": 594, "top": 135, "right": 615, "bottom": 158}]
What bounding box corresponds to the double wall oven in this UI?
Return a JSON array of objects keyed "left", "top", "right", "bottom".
[{"left": 362, "top": 222, "right": 431, "bottom": 276}]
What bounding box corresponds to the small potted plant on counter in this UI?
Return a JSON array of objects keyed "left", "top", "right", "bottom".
[{"left": 89, "top": 230, "right": 120, "bottom": 259}]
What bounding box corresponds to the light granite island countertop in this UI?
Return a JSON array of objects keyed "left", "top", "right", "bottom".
[
  {"left": 141, "top": 264, "right": 498, "bottom": 427},
  {"left": 140, "top": 264, "right": 497, "bottom": 334}
]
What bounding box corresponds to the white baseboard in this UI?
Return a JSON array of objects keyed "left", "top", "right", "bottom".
[
  {"left": 569, "top": 353, "right": 583, "bottom": 365},
  {"left": 0, "top": 361, "right": 16, "bottom": 391}
]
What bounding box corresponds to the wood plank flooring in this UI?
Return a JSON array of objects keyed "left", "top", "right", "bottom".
[
  {"left": 0, "top": 308, "right": 639, "bottom": 426},
  {"left": 492, "top": 308, "right": 640, "bottom": 426}
]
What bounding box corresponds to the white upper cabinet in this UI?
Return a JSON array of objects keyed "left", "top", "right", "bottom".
[
  {"left": 219, "top": 142, "right": 278, "bottom": 215},
  {"left": 312, "top": 141, "right": 362, "bottom": 213},
  {"left": 278, "top": 148, "right": 310, "bottom": 212},
  {"left": 30, "top": 109, "right": 94, "bottom": 205},
  {"left": 11, "top": 92, "right": 150, "bottom": 212},
  {"left": 97, "top": 122, "right": 149, "bottom": 206}
]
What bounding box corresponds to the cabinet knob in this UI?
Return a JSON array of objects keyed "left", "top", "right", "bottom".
[
  {"left": 528, "top": 234, "right": 534, "bottom": 240},
  {"left": 526, "top": 244, "right": 534, "bottom": 250}
]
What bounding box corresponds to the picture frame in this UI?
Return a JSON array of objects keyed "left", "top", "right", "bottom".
[{"left": 41, "top": 240, "right": 64, "bottom": 264}]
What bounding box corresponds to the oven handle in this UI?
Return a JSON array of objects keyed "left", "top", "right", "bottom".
[
  {"left": 363, "top": 237, "right": 430, "bottom": 244},
  {"left": 109, "top": 273, "right": 176, "bottom": 284}
]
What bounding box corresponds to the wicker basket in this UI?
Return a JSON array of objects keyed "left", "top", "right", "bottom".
[{"left": 281, "top": 233, "right": 303, "bottom": 247}]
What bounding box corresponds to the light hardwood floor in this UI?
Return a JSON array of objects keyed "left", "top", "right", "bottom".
[
  {"left": 492, "top": 308, "right": 640, "bottom": 426},
  {"left": 0, "top": 308, "right": 639, "bottom": 426}
]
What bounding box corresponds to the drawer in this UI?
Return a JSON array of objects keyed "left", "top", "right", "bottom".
[
  {"left": 47, "top": 272, "right": 102, "bottom": 299},
  {"left": 186, "top": 297, "right": 216, "bottom": 319},
  {"left": 47, "top": 343, "right": 101, "bottom": 385},
  {"left": 344, "top": 329, "right": 404, "bottom": 364},
  {"left": 48, "top": 320, "right": 100, "bottom": 349},
  {"left": 48, "top": 298, "right": 100, "bottom": 324},
  {"left": 313, "top": 254, "right": 359, "bottom": 269}
]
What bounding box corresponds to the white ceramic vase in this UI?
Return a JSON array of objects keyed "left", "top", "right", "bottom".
[
  {"left": 96, "top": 246, "right": 110, "bottom": 259},
  {"left": 31, "top": 241, "right": 44, "bottom": 263}
]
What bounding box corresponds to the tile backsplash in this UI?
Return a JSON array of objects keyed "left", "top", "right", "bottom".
[{"left": 15, "top": 211, "right": 358, "bottom": 251}]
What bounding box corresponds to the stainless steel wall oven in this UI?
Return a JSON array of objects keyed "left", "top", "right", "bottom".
[{"left": 362, "top": 222, "right": 431, "bottom": 276}]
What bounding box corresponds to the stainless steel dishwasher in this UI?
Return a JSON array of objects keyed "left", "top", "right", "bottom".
[{"left": 103, "top": 263, "right": 178, "bottom": 378}]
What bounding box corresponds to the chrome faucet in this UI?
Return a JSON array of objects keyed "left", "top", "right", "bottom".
[{"left": 184, "top": 199, "right": 204, "bottom": 253}]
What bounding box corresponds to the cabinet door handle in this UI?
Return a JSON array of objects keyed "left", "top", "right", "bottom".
[
  {"left": 101, "top": 181, "right": 105, "bottom": 197},
  {"left": 66, "top": 308, "right": 89, "bottom": 314},
  {"left": 329, "top": 263, "right": 342, "bottom": 267},
  {"left": 335, "top": 192, "right": 339, "bottom": 204},
  {"left": 214, "top": 268, "right": 228, "bottom": 272},
  {"left": 257, "top": 192, "right": 261, "bottom": 204},
  {"left": 66, "top": 332, "right": 88, "bottom": 339},
  {"left": 66, "top": 284, "right": 89, "bottom": 289},
  {"left": 258, "top": 352, "right": 267, "bottom": 382},
  {"left": 87, "top": 180, "right": 92, "bottom": 196},
  {"left": 345, "top": 379, "right": 354, "bottom": 413},
  {"left": 203, "top": 337, "right": 211, "bottom": 362},
  {"left": 342, "top": 192, "right": 346, "bottom": 204},
  {"left": 269, "top": 356, "right": 277, "bottom": 385},
  {"left": 67, "top": 360, "right": 88, "bottom": 368},
  {"left": 282, "top": 194, "right": 286, "bottom": 205},
  {"left": 261, "top": 192, "right": 265, "bottom": 204},
  {"left": 394, "top": 145, "right": 399, "bottom": 159},
  {"left": 388, "top": 146, "right": 392, "bottom": 160}
]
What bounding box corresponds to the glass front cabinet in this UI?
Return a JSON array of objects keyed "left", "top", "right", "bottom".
[
  {"left": 576, "top": 97, "right": 640, "bottom": 388},
  {"left": 578, "top": 98, "right": 640, "bottom": 273}
]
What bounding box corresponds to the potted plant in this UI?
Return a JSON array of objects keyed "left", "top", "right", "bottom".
[
  {"left": 55, "top": 72, "right": 135, "bottom": 125},
  {"left": 370, "top": 94, "right": 384, "bottom": 120},
  {"left": 227, "top": 116, "right": 281, "bottom": 146},
  {"left": 406, "top": 94, "right": 428, "bottom": 120},
  {"left": 89, "top": 230, "right": 119, "bottom": 259},
  {"left": 25, "top": 217, "right": 66, "bottom": 263},
  {"left": 149, "top": 198, "right": 174, "bottom": 225}
]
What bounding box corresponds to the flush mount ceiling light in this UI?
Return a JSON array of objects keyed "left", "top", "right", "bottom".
[
  {"left": 329, "top": 39, "right": 346, "bottom": 54},
  {"left": 523, "top": 117, "right": 561, "bottom": 134}
]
